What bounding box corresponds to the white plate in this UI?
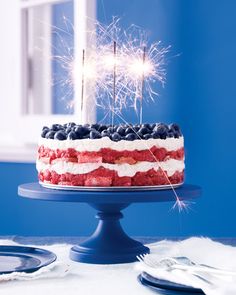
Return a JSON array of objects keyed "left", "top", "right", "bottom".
[{"left": 39, "top": 182, "right": 183, "bottom": 192}]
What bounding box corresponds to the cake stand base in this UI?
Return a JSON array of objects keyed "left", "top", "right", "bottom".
[
  {"left": 18, "top": 183, "right": 201, "bottom": 264},
  {"left": 70, "top": 204, "right": 149, "bottom": 264}
]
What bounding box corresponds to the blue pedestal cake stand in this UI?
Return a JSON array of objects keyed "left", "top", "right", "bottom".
[{"left": 18, "top": 183, "right": 201, "bottom": 264}]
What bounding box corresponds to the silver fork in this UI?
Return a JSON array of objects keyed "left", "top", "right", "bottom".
[
  {"left": 137, "top": 254, "right": 213, "bottom": 286},
  {"left": 137, "top": 254, "right": 236, "bottom": 277}
]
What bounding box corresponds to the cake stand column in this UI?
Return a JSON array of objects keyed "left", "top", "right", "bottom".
[{"left": 70, "top": 203, "right": 150, "bottom": 264}]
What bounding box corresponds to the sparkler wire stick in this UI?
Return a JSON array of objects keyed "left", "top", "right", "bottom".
[
  {"left": 112, "top": 41, "right": 117, "bottom": 126},
  {"left": 140, "top": 46, "right": 146, "bottom": 124},
  {"left": 81, "top": 49, "right": 85, "bottom": 119},
  {"left": 113, "top": 110, "right": 191, "bottom": 212}
]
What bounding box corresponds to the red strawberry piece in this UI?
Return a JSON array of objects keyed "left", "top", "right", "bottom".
[
  {"left": 43, "top": 170, "right": 51, "bottom": 181},
  {"left": 113, "top": 176, "right": 131, "bottom": 186},
  {"left": 77, "top": 154, "right": 102, "bottom": 163},
  {"left": 84, "top": 176, "right": 112, "bottom": 187},
  {"left": 115, "top": 157, "right": 137, "bottom": 164}
]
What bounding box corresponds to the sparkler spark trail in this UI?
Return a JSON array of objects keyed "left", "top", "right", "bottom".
[
  {"left": 90, "top": 19, "right": 171, "bottom": 117},
  {"left": 51, "top": 18, "right": 170, "bottom": 118}
]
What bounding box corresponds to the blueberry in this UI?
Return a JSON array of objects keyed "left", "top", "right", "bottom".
[
  {"left": 133, "top": 126, "right": 140, "bottom": 132},
  {"left": 117, "top": 126, "right": 125, "bottom": 136},
  {"left": 107, "top": 126, "right": 115, "bottom": 134},
  {"left": 150, "top": 123, "right": 156, "bottom": 130},
  {"left": 168, "top": 131, "right": 175, "bottom": 138},
  {"left": 160, "top": 134, "right": 167, "bottom": 139},
  {"left": 54, "top": 130, "right": 67, "bottom": 140},
  {"left": 98, "top": 124, "right": 107, "bottom": 132},
  {"left": 68, "top": 122, "right": 76, "bottom": 127},
  {"left": 65, "top": 127, "right": 72, "bottom": 134},
  {"left": 125, "top": 127, "right": 135, "bottom": 135},
  {"left": 174, "top": 131, "right": 181, "bottom": 138},
  {"left": 153, "top": 123, "right": 169, "bottom": 135},
  {"left": 125, "top": 133, "right": 137, "bottom": 141},
  {"left": 45, "top": 131, "right": 56, "bottom": 139},
  {"left": 141, "top": 123, "right": 151, "bottom": 130},
  {"left": 41, "top": 129, "right": 49, "bottom": 138},
  {"left": 74, "top": 126, "right": 90, "bottom": 137},
  {"left": 90, "top": 130, "right": 101, "bottom": 139},
  {"left": 143, "top": 134, "right": 152, "bottom": 140},
  {"left": 42, "top": 126, "right": 49, "bottom": 131},
  {"left": 152, "top": 132, "right": 160, "bottom": 139},
  {"left": 101, "top": 130, "right": 110, "bottom": 137},
  {"left": 136, "top": 131, "right": 144, "bottom": 139},
  {"left": 90, "top": 123, "right": 99, "bottom": 130},
  {"left": 139, "top": 127, "right": 150, "bottom": 135},
  {"left": 169, "top": 123, "right": 180, "bottom": 132},
  {"left": 68, "top": 131, "right": 77, "bottom": 140},
  {"left": 111, "top": 132, "right": 121, "bottom": 142},
  {"left": 51, "top": 124, "right": 62, "bottom": 131}
]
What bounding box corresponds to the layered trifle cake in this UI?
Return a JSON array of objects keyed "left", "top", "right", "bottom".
[{"left": 37, "top": 123, "right": 184, "bottom": 187}]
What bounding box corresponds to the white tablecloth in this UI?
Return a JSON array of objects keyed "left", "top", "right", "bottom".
[{"left": 0, "top": 237, "right": 236, "bottom": 295}]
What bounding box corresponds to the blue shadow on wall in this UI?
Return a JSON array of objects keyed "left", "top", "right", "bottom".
[{"left": 1, "top": 0, "right": 236, "bottom": 236}]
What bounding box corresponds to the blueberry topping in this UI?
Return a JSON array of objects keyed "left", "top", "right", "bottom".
[
  {"left": 152, "top": 132, "right": 160, "bottom": 139},
  {"left": 174, "top": 131, "right": 180, "bottom": 138},
  {"left": 54, "top": 130, "right": 67, "bottom": 140},
  {"left": 107, "top": 126, "right": 115, "bottom": 133},
  {"left": 136, "top": 131, "right": 143, "bottom": 139},
  {"left": 41, "top": 129, "right": 49, "bottom": 138},
  {"left": 101, "top": 130, "right": 110, "bottom": 137},
  {"left": 68, "top": 131, "right": 77, "bottom": 140},
  {"left": 160, "top": 133, "right": 167, "bottom": 139},
  {"left": 141, "top": 123, "right": 151, "bottom": 130},
  {"left": 90, "top": 123, "right": 99, "bottom": 130},
  {"left": 169, "top": 123, "right": 180, "bottom": 132},
  {"left": 153, "top": 123, "right": 169, "bottom": 135},
  {"left": 168, "top": 131, "right": 175, "bottom": 138},
  {"left": 65, "top": 127, "right": 72, "bottom": 134},
  {"left": 139, "top": 127, "right": 150, "bottom": 135},
  {"left": 67, "top": 122, "right": 76, "bottom": 128},
  {"left": 143, "top": 134, "right": 152, "bottom": 140},
  {"left": 51, "top": 124, "right": 62, "bottom": 131},
  {"left": 117, "top": 126, "right": 125, "bottom": 136},
  {"left": 125, "top": 127, "right": 135, "bottom": 135},
  {"left": 125, "top": 133, "right": 137, "bottom": 141},
  {"left": 111, "top": 132, "right": 121, "bottom": 141},
  {"left": 90, "top": 130, "right": 101, "bottom": 139},
  {"left": 45, "top": 131, "right": 56, "bottom": 139},
  {"left": 98, "top": 125, "right": 107, "bottom": 132},
  {"left": 42, "top": 122, "right": 181, "bottom": 141},
  {"left": 150, "top": 123, "right": 156, "bottom": 130},
  {"left": 74, "top": 126, "right": 90, "bottom": 137}
]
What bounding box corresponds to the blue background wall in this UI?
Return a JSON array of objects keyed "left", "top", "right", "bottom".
[{"left": 1, "top": 0, "right": 236, "bottom": 237}]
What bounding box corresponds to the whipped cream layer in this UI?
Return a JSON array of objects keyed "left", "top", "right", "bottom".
[
  {"left": 36, "top": 159, "right": 184, "bottom": 177},
  {"left": 39, "top": 136, "right": 184, "bottom": 152}
]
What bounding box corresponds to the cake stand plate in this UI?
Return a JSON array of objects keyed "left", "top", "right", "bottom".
[
  {"left": 39, "top": 181, "right": 183, "bottom": 191},
  {"left": 18, "top": 183, "right": 201, "bottom": 265}
]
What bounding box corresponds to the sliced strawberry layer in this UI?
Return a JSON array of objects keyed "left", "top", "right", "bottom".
[
  {"left": 38, "top": 146, "right": 184, "bottom": 164},
  {"left": 39, "top": 167, "right": 184, "bottom": 187}
]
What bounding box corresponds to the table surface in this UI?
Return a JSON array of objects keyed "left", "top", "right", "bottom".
[{"left": 0, "top": 236, "right": 236, "bottom": 295}]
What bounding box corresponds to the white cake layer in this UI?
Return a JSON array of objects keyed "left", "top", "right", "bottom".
[
  {"left": 38, "top": 136, "right": 184, "bottom": 152},
  {"left": 36, "top": 159, "right": 185, "bottom": 178}
]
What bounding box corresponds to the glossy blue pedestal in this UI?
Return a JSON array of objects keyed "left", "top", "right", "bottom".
[{"left": 18, "top": 183, "right": 201, "bottom": 264}]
